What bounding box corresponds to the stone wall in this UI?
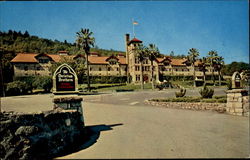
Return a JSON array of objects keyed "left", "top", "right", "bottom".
[
  {"left": 145, "top": 100, "right": 226, "bottom": 113},
  {"left": 0, "top": 109, "right": 85, "bottom": 159},
  {"left": 226, "top": 89, "right": 249, "bottom": 116}
]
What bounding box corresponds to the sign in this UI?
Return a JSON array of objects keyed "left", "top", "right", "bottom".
[
  {"left": 232, "top": 71, "right": 242, "bottom": 89},
  {"left": 53, "top": 63, "right": 78, "bottom": 93}
]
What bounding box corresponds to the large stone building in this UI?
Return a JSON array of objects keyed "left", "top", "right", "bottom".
[{"left": 11, "top": 34, "right": 216, "bottom": 83}]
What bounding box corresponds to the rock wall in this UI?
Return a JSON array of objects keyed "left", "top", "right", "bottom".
[
  {"left": 145, "top": 100, "right": 226, "bottom": 113},
  {"left": 0, "top": 109, "right": 85, "bottom": 159},
  {"left": 226, "top": 89, "right": 249, "bottom": 116}
]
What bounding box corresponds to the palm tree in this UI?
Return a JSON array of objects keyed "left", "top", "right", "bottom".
[
  {"left": 76, "top": 28, "right": 95, "bottom": 92},
  {"left": 214, "top": 56, "right": 224, "bottom": 86},
  {"left": 198, "top": 57, "right": 208, "bottom": 83},
  {"left": 187, "top": 48, "right": 200, "bottom": 87},
  {"left": 147, "top": 44, "right": 160, "bottom": 89},
  {"left": 135, "top": 43, "right": 147, "bottom": 90},
  {"left": 207, "top": 50, "right": 218, "bottom": 86}
]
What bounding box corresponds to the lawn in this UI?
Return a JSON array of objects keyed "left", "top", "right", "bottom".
[
  {"left": 170, "top": 80, "right": 228, "bottom": 89},
  {"left": 78, "top": 83, "right": 154, "bottom": 92}
]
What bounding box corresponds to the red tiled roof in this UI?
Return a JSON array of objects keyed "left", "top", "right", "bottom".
[
  {"left": 58, "top": 50, "right": 68, "bottom": 53},
  {"left": 49, "top": 54, "right": 62, "bottom": 62},
  {"left": 170, "top": 58, "right": 187, "bottom": 66},
  {"left": 89, "top": 52, "right": 99, "bottom": 56},
  {"left": 128, "top": 38, "right": 142, "bottom": 45},
  {"left": 11, "top": 53, "right": 62, "bottom": 63},
  {"left": 156, "top": 57, "right": 188, "bottom": 66},
  {"left": 11, "top": 53, "right": 38, "bottom": 63},
  {"left": 88, "top": 55, "right": 126, "bottom": 65}
]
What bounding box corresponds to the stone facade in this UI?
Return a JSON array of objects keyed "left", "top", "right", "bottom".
[
  {"left": 124, "top": 34, "right": 216, "bottom": 83},
  {"left": 11, "top": 35, "right": 218, "bottom": 83},
  {"left": 89, "top": 64, "right": 127, "bottom": 76},
  {"left": 226, "top": 89, "right": 249, "bottom": 116}
]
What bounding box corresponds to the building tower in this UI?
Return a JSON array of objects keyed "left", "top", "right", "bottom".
[{"left": 125, "top": 34, "right": 143, "bottom": 83}]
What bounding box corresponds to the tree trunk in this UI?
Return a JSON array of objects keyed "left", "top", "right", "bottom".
[
  {"left": 151, "top": 60, "right": 154, "bottom": 90},
  {"left": 193, "top": 65, "right": 196, "bottom": 87},
  {"left": 140, "top": 62, "right": 144, "bottom": 90},
  {"left": 203, "top": 71, "right": 206, "bottom": 84},
  {"left": 86, "top": 54, "right": 91, "bottom": 92},
  {"left": 211, "top": 65, "right": 215, "bottom": 86},
  {"left": 218, "top": 70, "right": 221, "bottom": 86}
]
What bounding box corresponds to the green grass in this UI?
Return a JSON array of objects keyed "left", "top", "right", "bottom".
[
  {"left": 171, "top": 80, "right": 228, "bottom": 88},
  {"left": 150, "top": 95, "right": 227, "bottom": 103}
]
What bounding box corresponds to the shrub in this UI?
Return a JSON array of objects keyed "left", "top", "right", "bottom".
[
  {"left": 6, "top": 81, "right": 29, "bottom": 96},
  {"left": 33, "top": 76, "right": 52, "bottom": 92},
  {"left": 227, "top": 80, "right": 232, "bottom": 90},
  {"left": 175, "top": 88, "right": 186, "bottom": 98},
  {"left": 83, "top": 76, "right": 127, "bottom": 84},
  {"left": 199, "top": 85, "right": 214, "bottom": 98},
  {"left": 217, "top": 98, "right": 227, "bottom": 103},
  {"left": 156, "top": 81, "right": 172, "bottom": 90},
  {"left": 14, "top": 76, "right": 35, "bottom": 92}
]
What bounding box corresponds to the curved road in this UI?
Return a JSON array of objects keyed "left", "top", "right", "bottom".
[{"left": 1, "top": 88, "right": 249, "bottom": 158}]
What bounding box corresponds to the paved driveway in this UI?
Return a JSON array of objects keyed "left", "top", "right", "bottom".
[{"left": 1, "top": 88, "right": 249, "bottom": 158}]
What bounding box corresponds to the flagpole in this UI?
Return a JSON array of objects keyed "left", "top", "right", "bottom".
[{"left": 132, "top": 18, "right": 135, "bottom": 38}]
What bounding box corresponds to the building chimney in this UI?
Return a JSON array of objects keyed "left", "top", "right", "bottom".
[
  {"left": 58, "top": 50, "right": 68, "bottom": 55},
  {"left": 125, "top": 34, "right": 130, "bottom": 83},
  {"left": 125, "top": 34, "right": 130, "bottom": 45}
]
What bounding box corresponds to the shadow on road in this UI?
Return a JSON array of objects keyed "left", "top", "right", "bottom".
[
  {"left": 81, "top": 123, "right": 123, "bottom": 150},
  {"left": 55, "top": 123, "right": 123, "bottom": 158}
]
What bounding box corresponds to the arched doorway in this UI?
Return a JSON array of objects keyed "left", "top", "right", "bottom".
[{"left": 143, "top": 74, "right": 149, "bottom": 83}]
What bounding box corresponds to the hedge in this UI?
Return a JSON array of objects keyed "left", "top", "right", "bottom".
[{"left": 81, "top": 76, "right": 127, "bottom": 84}]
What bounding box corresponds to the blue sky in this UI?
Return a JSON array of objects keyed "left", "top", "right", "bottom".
[{"left": 0, "top": 0, "right": 249, "bottom": 64}]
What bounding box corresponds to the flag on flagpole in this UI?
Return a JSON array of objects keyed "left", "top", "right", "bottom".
[{"left": 133, "top": 21, "right": 138, "bottom": 25}]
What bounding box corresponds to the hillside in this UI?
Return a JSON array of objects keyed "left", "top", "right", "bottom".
[{"left": 0, "top": 30, "right": 125, "bottom": 56}]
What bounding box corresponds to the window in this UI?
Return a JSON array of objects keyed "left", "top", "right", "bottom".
[
  {"left": 108, "top": 67, "right": 111, "bottom": 71},
  {"left": 136, "top": 75, "right": 140, "bottom": 81},
  {"left": 99, "top": 67, "right": 102, "bottom": 71},
  {"left": 38, "top": 59, "right": 49, "bottom": 63},
  {"left": 90, "top": 67, "right": 92, "bottom": 71},
  {"left": 135, "top": 66, "right": 140, "bottom": 71},
  {"left": 135, "top": 58, "right": 140, "bottom": 64},
  {"left": 24, "top": 66, "right": 28, "bottom": 71},
  {"left": 147, "top": 66, "right": 150, "bottom": 71},
  {"left": 117, "top": 68, "right": 119, "bottom": 71},
  {"left": 109, "top": 61, "right": 116, "bottom": 65}
]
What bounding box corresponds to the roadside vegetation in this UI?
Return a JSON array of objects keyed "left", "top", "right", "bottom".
[
  {"left": 149, "top": 95, "right": 227, "bottom": 103},
  {"left": 79, "top": 83, "right": 153, "bottom": 92}
]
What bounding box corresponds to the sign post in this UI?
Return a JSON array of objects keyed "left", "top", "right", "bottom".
[
  {"left": 52, "top": 63, "right": 84, "bottom": 123},
  {"left": 231, "top": 72, "right": 242, "bottom": 89}
]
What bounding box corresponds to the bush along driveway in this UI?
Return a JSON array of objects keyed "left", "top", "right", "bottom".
[{"left": 145, "top": 96, "right": 227, "bottom": 113}]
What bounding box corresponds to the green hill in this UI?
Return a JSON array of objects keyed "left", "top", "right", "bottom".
[{"left": 0, "top": 30, "right": 125, "bottom": 56}]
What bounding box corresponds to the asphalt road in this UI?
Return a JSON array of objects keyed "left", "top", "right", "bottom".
[{"left": 1, "top": 88, "right": 249, "bottom": 158}]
